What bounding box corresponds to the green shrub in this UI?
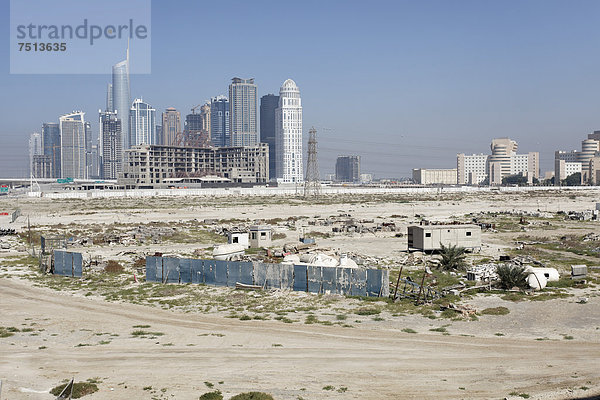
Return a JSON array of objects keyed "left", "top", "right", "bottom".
[
  {"left": 496, "top": 265, "right": 529, "bottom": 290},
  {"left": 199, "top": 390, "right": 223, "bottom": 400},
  {"left": 229, "top": 392, "right": 274, "bottom": 400},
  {"left": 481, "top": 307, "right": 510, "bottom": 316},
  {"left": 50, "top": 382, "right": 98, "bottom": 398}
]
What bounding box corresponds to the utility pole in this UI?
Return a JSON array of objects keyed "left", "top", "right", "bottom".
[{"left": 304, "top": 127, "right": 321, "bottom": 197}]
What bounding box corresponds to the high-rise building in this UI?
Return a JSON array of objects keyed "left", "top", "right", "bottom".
[
  {"left": 260, "top": 94, "right": 279, "bottom": 179},
  {"left": 229, "top": 77, "right": 258, "bottom": 146},
  {"left": 200, "top": 103, "right": 211, "bottom": 138},
  {"left": 335, "top": 155, "right": 360, "bottom": 183},
  {"left": 162, "top": 107, "right": 181, "bottom": 146},
  {"left": 112, "top": 47, "right": 130, "bottom": 149},
  {"left": 555, "top": 134, "right": 600, "bottom": 185},
  {"left": 84, "top": 121, "right": 94, "bottom": 179},
  {"left": 184, "top": 105, "right": 210, "bottom": 148},
  {"left": 106, "top": 83, "right": 113, "bottom": 112},
  {"left": 100, "top": 110, "right": 122, "bottom": 180},
  {"left": 210, "top": 96, "right": 230, "bottom": 147},
  {"left": 275, "top": 80, "right": 303, "bottom": 183},
  {"left": 155, "top": 125, "right": 162, "bottom": 145},
  {"left": 60, "top": 111, "right": 87, "bottom": 179},
  {"left": 457, "top": 153, "right": 488, "bottom": 184},
  {"left": 28, "top": 132, "right": 42, "bottom": 175},
  {"left": 130, "top": 98, "right": 156, "bottom": 146},
  {"left": 42, "top": 122, "right": 61, "bottom": 178}
]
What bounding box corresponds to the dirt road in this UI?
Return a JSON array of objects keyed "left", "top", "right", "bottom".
[{"left": 1, "top": 278, "right": 599, "bottom": 400}]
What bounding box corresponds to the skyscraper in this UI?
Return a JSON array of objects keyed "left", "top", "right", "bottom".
[
  {"left": 260, "top": 94, "right": 279, "bottom": 180},
  {"left": 275, "top": 79, "right": 303, "bottom": 183},
  {"left": 229, "top": 77, "right": 258, "bottom": 146},
  {"left": 184, "top": 109, "right": 209, "bottom": 147},
  {"left": 106, "top": 83, "right": 113, "bottom": 112},
  {"left": 162, "top": 107, "right": 181, "bottom": 146},
  {"left": 112, "top": 47, "right": 130, "bottom": 150},
  {"left": 84, "top": 121, "right": 94, "bottom": 179},
  {"left": 210, "top": 96, "right": 230, "bottom": 147},
  {"left": 335, "top": 156, "right": 360, "bottom": 183},
  {"left": 100, "top": 110, "right": 122, "bottom": 179},
  {"left": 130, "top": 98, "right": 156, "bottom": 146},
  {"left": 42, "top": 122, "right": 61, "bottom": 178},
  {"left": 60, "top": 111, "right": 87, "bottom": 179},
  {"left": 28, "top": 132, "right": 42, "bottom": 175}
]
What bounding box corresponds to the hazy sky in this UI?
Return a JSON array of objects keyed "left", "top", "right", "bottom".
[{"left": 1, "top": 0, "right": 600, "bottom": 178}]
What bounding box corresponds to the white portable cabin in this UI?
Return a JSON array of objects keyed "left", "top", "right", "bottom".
[
  {"left": 227, "top": 231, "right": 249, "bottom": 248},
  {"left": 249, "top": 225, "right": 272, "bottom": 248},
  {"left": 408, "top": 224, "right": 482, "bottom": 251}
]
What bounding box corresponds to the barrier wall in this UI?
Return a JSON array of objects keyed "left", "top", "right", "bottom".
[
  {"left": 146, "top": 256, "right": 389, "bottom": 297},
  {"left": 53, "top": 250, "right": 82, "bottom": 278}
]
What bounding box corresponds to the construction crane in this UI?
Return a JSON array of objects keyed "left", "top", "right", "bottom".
[{"left": 190, "top": 104, "right": 202, "bottom": 114}]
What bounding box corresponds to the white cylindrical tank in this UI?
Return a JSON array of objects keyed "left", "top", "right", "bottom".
[
  {"left": 527, "top": 272, "right": 548, "bottom": 289},
  {"left": 213, "top": 244, "right": 245, "bottom": 260}
]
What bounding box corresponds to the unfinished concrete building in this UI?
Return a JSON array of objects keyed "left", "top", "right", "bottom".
[
  {"left": 120, "top": 144, "right": 269, "bottom": 187},
  {"left": 407, "top": 224, "right": 482, "bottom": 251}
]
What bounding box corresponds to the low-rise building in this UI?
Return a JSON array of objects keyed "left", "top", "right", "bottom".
[
  {"left": 249, "top": 225, "right": 272, "bottom": 248},
  {"left": 407, "top": 224, "right": 482, "bottom": 251},
  {"left": 120, "top": 143, "right": 268, "bottom": 187},
  {"left": 412, "top": 168, "right": 457, "bottom": 185}
]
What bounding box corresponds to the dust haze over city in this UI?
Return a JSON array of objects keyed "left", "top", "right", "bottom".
[{"left": 1, "top": 1, "right": 600, "bottom": 400}]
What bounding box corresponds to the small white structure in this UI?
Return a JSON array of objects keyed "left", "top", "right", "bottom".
[
  {"left": 249, "top": 225, "right": 272, "bottom": 248},
  {"left": 408, "top": 224, "right": 482, "bottom": 251},
  {"left": 227, "top": 231, "right": 249, "bottom": 248},
  {"left": 524, "top": 266, "right": 559, "bottom": 282},
  {"left": 527, "top": 272, "right": 548, "bottom": 289},
  {"left": 213, "top": 244, "right": 246, "bottom": 260}
]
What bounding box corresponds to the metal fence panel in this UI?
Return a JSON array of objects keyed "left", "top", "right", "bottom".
[
  {"left": 163, "top": 257, "right": 180, "bottom": 283},
  {"left": 366, "top": 268, "right": 383, "bottom": 297},
  {"left": 191, "top": 259, "right": 204, "bottom": 284},
  {"left": 321, "top": 266, "right": 337, "bottom": 294},
  {"left": 381, "top": 269, "right": 390, "bottom": 297},
  {"left": 227, "top": 261, "right": 253, "bottom": 287},
  {"left": 254, "top": 262, "right": 267, "bottom": 288},
  {"left": 203, "top": 259, "right": 216, "bottom": 285},
  {"left": 179, "top": 258, "right": 191, "bottom": 283},
  {"left": 351, "top": 268, "right": 367, "bottom": 297},
  {"left": 336, "top": 267, "right": 352, "bottom": 295},
  {"left": 72, "top": 252, "right": 82, "bottom": 278},
  {"left": 63, "top": 252, "right": 73, "bottom": 277},
  {"left": 280, "top": 263, "right": 294, "bottom": 289},
  {"left": 307, "top": 265, "right": 322, "bottom": 294},
  {"left": 293, "top": 264, "right": 307, "bottom": 292},
  {"left": 214, "top": 260, "right": 228, "bottom": 286},
  {"left": 145, "top": 256, "right": 157, "bottom": 282},
  {"left": 53, "top": 250, "right": 64, "bottom": 276},
  {"left": 264, "top": 263, "right": 282, "bottom": 289}
]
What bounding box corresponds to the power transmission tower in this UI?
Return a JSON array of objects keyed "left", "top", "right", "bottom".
[{"left": 304, "top": 127, "right": 321, "bottom": 197}]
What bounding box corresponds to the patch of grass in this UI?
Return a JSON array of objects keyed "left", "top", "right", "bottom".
[
  {"left": 131, "top": 330, "right": 164, "bottom": 337},
  {"left": 143, "top": 386, "right": 152, "bottom": 391},
  {"left": 335, "top": 314, "right": 347, "bottom": 320},
  {"left": 429, "top": 327, "right": 447, "bottom": 333},
  {"left": 494, "top": 333, "right": 505, "bottom": 336},
  {"left": 132, "top": 324, "right": 151, "bottom": 328},
  {"left": 239, "top": 315, "right": 252, "bottom": 321},
  {"left": 354, "top": 307, "right": 381, "bottom": 316},
  {"left": 204, "top": 381, "right": 214, "bottom": 388},
  {"left": 322, "top": 385, "right": 335, "bottom": 391},
  {"left": 199, "top": 390, "right": 223, "bottom": 400},
  {"left": 105, "top": 260, "right": 124, "bottom": 273},
  {"left": 50, "top": 382, "right": 99, "bottom": 398},
  {"left": 481, "top": 307, "right": 510, "bottom": 316},
  {"left": 337, "top": 386, "right": 348, "bottom": 393},
  {"left": 562, "top": 335, "right": 574, "bottom": 340},
  {"left": 272, "top": 343, "right": 283, "bottom": 347},
  {"left": 305, "top": 315, "right": 318, "bottom": 324},
  {"left": 229, "top": 392, "right": 274, "bottom": 400},
  {"left": 402, "top": 328, "right": 417, "bottom": 334}
]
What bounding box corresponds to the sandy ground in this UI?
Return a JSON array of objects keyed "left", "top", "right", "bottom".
[
  {"left": 1, "top": 190, "right": 600, "bottom": 399},
  {"left": 1, "top": 278, "right": 599, "bottom": 400}
]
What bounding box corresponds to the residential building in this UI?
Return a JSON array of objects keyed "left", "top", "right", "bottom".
[
  {"left": 412, "top": 168, "right": 457, "bottom": 185},
  {"left": 457, "top": 153, "right": 488, "bottom": 185},
  {"left": 184, "top": 108, "right": 210, "bottom": 147},
  {"left": 554, "top": 135, "right": 600, "bottom": 185},
  {"left": 275, "top": 80, "right": 303, "bottom": 183},
  {"left": 120, "top": 143, "right": 269, "bottom": 187},
  {"left": 28, "top": 132, "right": 42, "bottom": 175},
  {"left": 210, "top": 96, "right": 230, "bottom": 147},
  {"left": 84, "top": 121, "right": 94, "bottom": 180},
  {"left": 554, "top": 159, "right": 582, "bottom": 184},
  {"left": 130, "top": 98, "right": 156, "bottom": 146},
  {"left": 458, "top": 138, "right": 539, "bottom": 185},
  {"left": 162, "top": 107, "right": 181, "bottom": 146},
  {"left": 229, "top": 77, "right": 258, "bottom": 146},
  {"left": 112, "top": 47, "right": 130, "bottom": 149},
  {"left": 335, "top": 155, "right": 360, "bottom": 183},
  {"left": 260, "top": 94, "right": 279, "bottom": 180},
  {"left": 59, "top": 111, "right": 87, "bottom": 179},
  {"left": 100, "top": 110, "right": 122, "bottom": 179},
  {"left": 42, "top": 122, "right": 61, "bottom": 178},
  {"left": 155, "top": 125, "right": 162, "bottom": 145}
]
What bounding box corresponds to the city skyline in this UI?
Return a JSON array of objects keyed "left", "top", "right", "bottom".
[{"left": 3, "top": 1, "right": 600, "bottom": 178}]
